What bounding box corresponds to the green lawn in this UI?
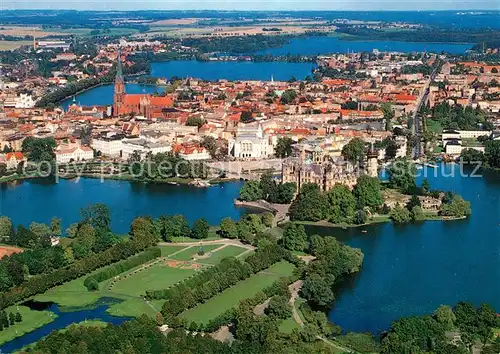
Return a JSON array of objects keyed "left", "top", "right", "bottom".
[
  {"left": 279, "top": 317, "right": 301, "bottom": 334},
  {"left": 159, "top": 244, "right": 188, "bottom": 257},
  {"left": 106, "top": 298, "right": 158, "bottom": 318},
  {"left": 265, "top": 261, "right": 297, "bottom": 277},
  {"left": 111, "top": 263, "right": 197, "bottom": 297},
  {"left": 199, "top": 245, "right": 247, "bottom": 265},
  {"left": 180, "top": 261, "right": 295, "bottom": 324},
  {"left": 0, "top": 306, "right": 57, "bottom": 345}
]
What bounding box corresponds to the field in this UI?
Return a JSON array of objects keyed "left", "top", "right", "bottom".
[
  {"left": 0, "top": 41, "right": 32, "bottom": 51},
  {"left": 110, "top": 263, "right": 197, "bottom": 297},
  {"left": 0, "top": 245, "right": 23, "bottom": 258},
  {"left": 179, "top": 261, "right": 296, "bottom": 324},
  {"left": 196, "top": 245, "right": 248, "bottom": 265},
  {"left": 34, "top": 243, "right": 249, "bottom": 319},
  {"left": 0, "top": 306, "right": 56, "bottom": 345}
]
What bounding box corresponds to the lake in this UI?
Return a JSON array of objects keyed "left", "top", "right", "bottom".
[
  {"left": 0, "top": 178, "right": 248, "bottom": 233},
  {"left": 257, "top": 36, "right": 473, "bottom": 56},
  {"left": 0, "top": 164, "right": 499, "bottom": 338},
  {"left": 311, "top": 164, "right": 500, "bottom": 334}
]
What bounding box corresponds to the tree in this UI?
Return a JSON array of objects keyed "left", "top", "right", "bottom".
[
  {"left": 381, "top": 102, "right": 395, "bottom": 131},
  {"left": 29, "top": 222, "right": 51, "bottom": 237},
  {"left": 421, "top": 178, "right": 431, "bottom": 195},
  {"left": 50, "top": 217, "right": 61, "bottom": 236},
  {"left": 240, "top": 111, "right": 253, "bottom": 123},
  {"left": 0, "top": 163, "right": 6, "bottom": 177},
  {"left": 276, "top": 182, "right": 296, "bottom": 204},
  {"left": 390, "top": 204, "right": 411, "bottom": 224},
  {"left": 21, "top": 137, "right": 56, "bottom": 162},
  {"left": 261, "top": 212, "right": 274, "bottom": 228},
  {"left": 282, "top": 223, "right": 308, "bottom": 252},
  {"left": 326, "top": 184, "right": 357, "bottom": 224},
  {"left": 388, "top": 158, "right": 417, "bottom": 193},
  {"left": 354, "top": 210, "right": 368, "bottom": 225},
  {"left": 280, "top": 89, "right": 297, "bottom": 104},
  {"left": 185, "top": 116, "right": 205, "bottom": 128},
  {"left": 85, "top": 277, "right": 99, "bottom": 291},
  {"left": 191, "top": 219, "right": 209, "bottom": 239},
  {"left": 342, "top": 138, "right": 366, "bottom": 164},
  {"left": 265, "top": 295, "right": 292, "bottom": 320},
  {"left": 435, "top": 305, "right": 456, "bottom": 330},
  {"left": 14, "top": 312, "right": 22, "bottom": 323},
  {"left": 200, "top": 136, "right": 217, "bottom": 159},
  {"left": 275, "top": 137, "right": 294, "bottom": 158},
  {"left": 410, "top": 206, "right": 425, "bottom": 221},
  {"left": 353, "top": 175, "right": 383, "bottom": 210},
  {"left": 300, "top": 273, "right": 335, "bottom": 307},
  {"left": 440, "top": 195, "right": 471, "bottom": 218},
  {"left": 289, "top": 183, "right": 327, "bottom": 221},
  {"left": 219, "top": 217, "right": 238, "bottom": 239},
  {"left": 80, "top": 204, "right": 111, "bottom": 236},
  {"left": 239, "top": 180, "right": 263, "bottom": 202},
  {"left": 406, "top": 194, "right": 421, "bottom": 210},
  {"left": 0, "top": 217, "right": 13, "bottom": 242},
  {"left": 485, "top": 140, "right": 500, "bottom": 168},
  {"left": 130, "top": 217, "right": 158, "bottom": 248}
]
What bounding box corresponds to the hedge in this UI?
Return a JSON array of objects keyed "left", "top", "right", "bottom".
[
  {"left": 159, "top": 245, "right": 290, "bottom": 318},
  {"left": 83, "top": 247, "right": 161, "bottom": 290}
]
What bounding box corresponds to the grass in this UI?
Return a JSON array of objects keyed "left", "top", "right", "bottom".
[
  {"left": 170, "top": 231, "right": 221, "bottom": 243},
  {"left": 0, "top": 306, "right": 57, "bottom": 345},
  {"left": 198, "top": 245, "right": 247, "bottom": 265},
  {"left": 111, "top": 264, "right": 197, "bottom": 297},
  {"left": 106, "top": 298, "right": 158, "bottom": 318},
  {"left": 159, "top": 244, "right": 188, "bottom": 257},
  {"left": 179, "top": 261, "right": 295, "bottom": 324},
  {"left": 169, "top": 245, "right": 214, "bottom": 261},
  {"left": 279, "top": 317, "right": 301, "bottom": 333}
]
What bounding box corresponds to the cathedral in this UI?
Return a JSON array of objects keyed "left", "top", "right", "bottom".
[{"left": 113, "top": 53, "right": 173, "bottom": 119}]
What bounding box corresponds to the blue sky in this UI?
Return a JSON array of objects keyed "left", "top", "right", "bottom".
[{"left": 6, "top": 0, "right": 500, "bottom": 11}]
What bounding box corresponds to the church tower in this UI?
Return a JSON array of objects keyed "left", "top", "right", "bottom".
[
  {"left": 367, "top": 143, "right": 378, "bottom": 178},
  {"left": 113, "top": 50, "right": 125, "bottom": 116}
]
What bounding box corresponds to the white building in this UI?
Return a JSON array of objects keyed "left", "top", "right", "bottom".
[
  {"left": 55, "top": 145, "right": 94, "bottom": 163},
  {"left": 2, "top": 94, "right": 36, "bottom": 109},
  {"left": 91, "top": 135, "right": 124, "bottom": 157},
  {"left": 230, "top": 124, "right": 274, "bottom": 159},
  {"left": 121, "top": 138, "right": 171, "bottom": 160}
]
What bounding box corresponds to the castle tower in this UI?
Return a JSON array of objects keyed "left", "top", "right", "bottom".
[{"left": 113, "top": 50, "right": 125, "bottom": 117}]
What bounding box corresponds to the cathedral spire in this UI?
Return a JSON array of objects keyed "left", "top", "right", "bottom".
[{"left": 116, "top": 50, "right": 124, "bottom": 82}]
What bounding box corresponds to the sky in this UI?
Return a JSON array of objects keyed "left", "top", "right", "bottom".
[{"left": 5, "top": 0, "right": 500, "bottom": 11}]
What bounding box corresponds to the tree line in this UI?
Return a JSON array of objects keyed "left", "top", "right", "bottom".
[{"left": 288, "top": 175, "right": 383, "bottom": 225}]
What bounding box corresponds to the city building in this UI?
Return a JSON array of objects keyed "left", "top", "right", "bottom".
[
  {"left": 55, "top": 145, "right": 94, "bottom": 163},
  {"left": 113, "top": 54, "right": 173, "bottom": 119},
  {"left": 230, "top": 124, "right": 274, "bottom": 159}
]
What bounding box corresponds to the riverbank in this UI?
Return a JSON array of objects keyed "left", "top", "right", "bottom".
[{"left": 0, "top": 306, "right": 57, "bottom": 346}]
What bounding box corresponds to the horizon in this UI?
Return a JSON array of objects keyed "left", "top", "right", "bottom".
[{"left": 3, "top": 0, "right": 500, "bottom": 12}]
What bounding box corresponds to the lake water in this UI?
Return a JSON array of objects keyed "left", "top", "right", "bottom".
[
  {"left": 307, "top": 164, "right": 500, "bottom": 334},
  {"left": 0, "top": 178, "right": 248, "bottom": 233},
  {"left": 0, "top": 298, "right": 131, "bottom": 353},
  {"left": 257, "top": 36, "right": 473, "bottom": 56},
  {"left": 0, "top": 164, "right": 499, "bottom": 341}
]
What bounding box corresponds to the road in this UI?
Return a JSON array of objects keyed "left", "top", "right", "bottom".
[{"left": 411, "top": 58, "right": 442, "bottom": 159}]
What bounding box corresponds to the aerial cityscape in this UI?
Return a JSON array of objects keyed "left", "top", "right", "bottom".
[{"left": 0, "top": 5, "right": 498, "bottom": 354}]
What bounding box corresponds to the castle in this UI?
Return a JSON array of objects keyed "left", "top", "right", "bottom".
[
  {"left": 113, "top": 53, "right": 173, "bottom": 119},
  {"left": 281, "top": 145, "right": 378, "bottom": 192}
]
